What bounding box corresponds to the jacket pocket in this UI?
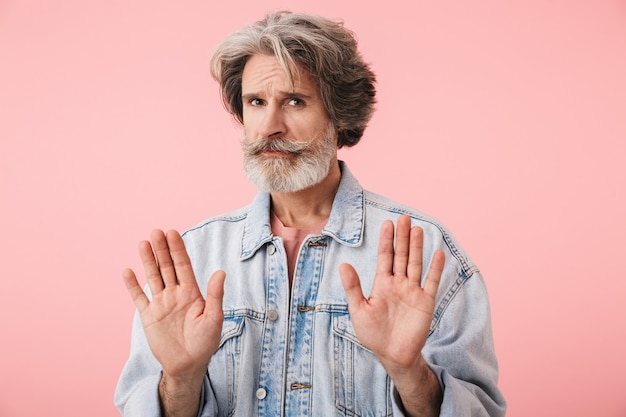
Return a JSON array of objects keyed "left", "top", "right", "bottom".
[
  {"left": 208, "top": 314, "right": 245, "bottom": 417},
  {"left": 332, "top": 313, "right": 392, "bottom": 417}
]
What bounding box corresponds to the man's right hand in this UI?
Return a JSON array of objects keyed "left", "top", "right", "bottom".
[{"left": 122, "top": 229, "right": 225, "bottom": 417}]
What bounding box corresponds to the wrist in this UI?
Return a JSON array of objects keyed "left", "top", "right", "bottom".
[
  {"left": 158, "top": 371, "right": 205, "bottom": 417},
  {"left": 160, "top": 368, "right": 206, "bottom": 393},
  {"left": 387, "top": 356, "right": 442, "bottom": 417}
]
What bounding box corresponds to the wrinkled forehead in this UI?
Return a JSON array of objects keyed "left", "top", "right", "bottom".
[{"left": 242, "top": 54, "right": 318, "bottom": 95}]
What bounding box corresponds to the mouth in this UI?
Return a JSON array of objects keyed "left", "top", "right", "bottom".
[
  {"left": 256, "top": 147, "right": 300, "bottom": 158},
  {"left": 260, "top": 149, "right": 298, "bottom": 158}
]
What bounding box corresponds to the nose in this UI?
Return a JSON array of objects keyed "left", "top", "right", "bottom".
[{"left": 258, "top": 104, "right": 286, "bottom": 139}]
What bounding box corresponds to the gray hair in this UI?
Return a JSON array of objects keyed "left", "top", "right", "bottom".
[{"left": 210, "top": 10, "right": 376, "bottom": 148}]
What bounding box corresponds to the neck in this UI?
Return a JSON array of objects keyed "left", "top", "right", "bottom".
[{"left": 270, "top": 160, "right": 341, "bottom": 228}]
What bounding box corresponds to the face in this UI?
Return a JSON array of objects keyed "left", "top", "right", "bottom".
[{"left": 241, "top": 54, "right": 337, "bottom": 193}]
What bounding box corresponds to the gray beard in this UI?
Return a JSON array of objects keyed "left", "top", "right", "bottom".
[{"left": 241, "top": 125, "right": 337, "bottom": 193}]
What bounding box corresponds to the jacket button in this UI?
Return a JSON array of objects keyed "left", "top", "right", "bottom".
[
  {"left": 267, "top": 310, "right": 278, "bottom": 321},
  {"left": 267, "top": 244, "right": 276, "bottom": 255},
  {"left": 256, "top": 388, "right": 267, "bottom": 400}
]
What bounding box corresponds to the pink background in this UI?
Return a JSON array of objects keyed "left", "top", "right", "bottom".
[{"left": 1, "top": 1, "right": 625, "bottom": 416}]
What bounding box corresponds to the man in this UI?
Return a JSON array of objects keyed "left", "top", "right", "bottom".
[{"left": 115, "top": 11, "right": 506, "bottom": 417}]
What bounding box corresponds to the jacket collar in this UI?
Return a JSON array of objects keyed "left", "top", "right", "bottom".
[{"left": 240, "top": 161, "right": 364, "bottom": 260}]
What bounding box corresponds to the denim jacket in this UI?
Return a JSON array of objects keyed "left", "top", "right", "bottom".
[{"left": 115, "top": 162, "right": 506, "bottom": 416}]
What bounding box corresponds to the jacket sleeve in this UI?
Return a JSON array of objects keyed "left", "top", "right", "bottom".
[
  {"left": 386, "top": 268, "right": 506, "bottom": 416},
  {"left": 421, "top": 270, "right": 506, "bottom": 416},
  {"left": 114, "top": 310, "right": 219, "bottom": 417}
]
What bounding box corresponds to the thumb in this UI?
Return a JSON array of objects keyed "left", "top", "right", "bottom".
[
  {"left": 339, "top": 263, "right": 366, "bottom": 309},
  {"left": 204, "top": 270, "right": 226, "bottom": 317}
]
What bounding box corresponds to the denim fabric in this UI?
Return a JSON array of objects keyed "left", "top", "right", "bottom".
[{"left": 115, "top": 162, "right": 506, "bottom": 416}]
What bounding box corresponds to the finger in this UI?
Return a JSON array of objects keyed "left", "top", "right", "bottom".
[
  {"left": 151, "top": 229, "right": 178, "bottom": 288},
  {"left": 376, "top": 220, "right": 395, "bottom": 276},
  {"left": 407, "top": 226, "right": 424, "bottom": 283},
  {"left": 122, "top": 268, "right": 150, "bottom": 313},
  {"left": 393, "top": 215, "right": 412, "bottom": 278},
  {"left": 423, "top": 250, "right": 445, "bottom": 298},
  {"left": 138, "top": 239, "right": 165, "bottom": 295},
  {"left": 339, "top": 263, "right": 367, "bottom": 311},
  {"left": 165, "top": 230, "right": 196, "bottom": 287},
  {"left": 204, "top": 270, "right": 226, "bottom": 319}
]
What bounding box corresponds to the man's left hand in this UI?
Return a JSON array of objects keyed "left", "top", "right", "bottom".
[{"left": 339, "top": 214, "right": 445, "bottom": 416}]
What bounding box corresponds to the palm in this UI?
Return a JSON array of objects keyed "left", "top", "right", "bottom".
[
  {"left": 340, "top": 215, "right": 444, "bottom": 369},
  {"left": 123, "top": 230, "right": 225, "bottom": 380}
]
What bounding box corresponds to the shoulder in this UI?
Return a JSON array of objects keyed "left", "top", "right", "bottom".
[
  {"left": 362, "top": 189, "right": 478, "bottom": 277},
  {"left": 182, "top": 204, "right": 251, "bottom": 240},
  {"left": 363, "top": 189, "right": 448, "bottom": 236}
]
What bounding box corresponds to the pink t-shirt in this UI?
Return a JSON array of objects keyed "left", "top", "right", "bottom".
[{"left": 270, "top": 212, "right": 326, "bottom": 283}]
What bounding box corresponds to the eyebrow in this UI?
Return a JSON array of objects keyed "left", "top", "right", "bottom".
[{"left": 241, "top": 91, "right": 315, "bottom": 101}]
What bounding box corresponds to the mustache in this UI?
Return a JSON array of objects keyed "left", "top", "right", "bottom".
[{"left": 242, "top": 137, "right": 314, "bottom": 156}]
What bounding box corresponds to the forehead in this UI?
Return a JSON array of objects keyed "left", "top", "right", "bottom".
[{"left": 241, "top": 54, "right": 319, "bottom": 95}]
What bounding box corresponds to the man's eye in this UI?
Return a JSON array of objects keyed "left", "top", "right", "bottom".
[
  {"left": 249, "top": 98, "right": 264, "bottom": 106},
  {"left": 288, "top": 98, "right": 304, "bottom": 106}
]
